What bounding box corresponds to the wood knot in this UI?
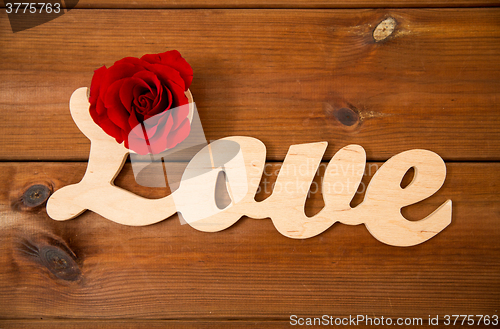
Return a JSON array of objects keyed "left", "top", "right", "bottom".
[
  {"left": 40, "top": 246, "right": 81, "bottom": 281},
  {"left": 373, "top": 17, "right": 396, "bottom": 42},
  {"left": 22, "top": 184, "right": 51, "bottom": 208},
  {"left": 17, "top": 237, "right": 82, "bottom": 282},
  {"left": 334, "top": 107, "right": 360, "bottom": 127}
]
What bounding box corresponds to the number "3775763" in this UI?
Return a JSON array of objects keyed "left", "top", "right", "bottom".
[{"left": 6, "top": 2, "right": 61, "bottom": 14}]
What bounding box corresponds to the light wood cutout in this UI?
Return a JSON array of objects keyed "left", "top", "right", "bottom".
[{"left": 47, "top": 87, "right": 452, "bottom": 246}]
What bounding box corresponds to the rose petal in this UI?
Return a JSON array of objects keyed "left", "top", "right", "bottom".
[
  {"left": 95, "top": 98, "right": 106, "bottom": 115},
  {"left": 170, "top": 103, "right": 190, "bottom": 131},
  {"left": 98, "top": 63, "right": 142, "bottom": 111},
  {"left": 127, "top": 121, "right": 145, "bottom": 140},
  {"left": 144, "top": 108, "right": 176, "bottom": 138},
  {"left": 119, "top": 77, "right": 151, "bottom": 113},
  {"left": 104, "top": 79, "right": 131, "bottom": 130},
  {"left": 147, "top": 63, "right": 186, "bottom": 93},
  {"left": 167, "top": 118, "right": 191, "bottom": 149},
  {"left": 89, "top": 66, "right": 107, "bottom": 104},
  {"left": 156, "top": 76, "right": 188, "bottom": 115},
  {"left": 125, "top": 126, "right": 150, "bottom": 155},
  {"left": 132, "top": 70, "right": 159, "bottom": 85},
  {"left": 132, "top": 80, "right": 153, "bottom": 115},
  {"left": 146, "top": 112, "right": 175, "bottom": 154},
  {"left": 132, "top": 70, "right": 167, "bottom": 115},
  {"left": 141, "top": 50, "right": 193, "bottom": 90},
  {"left": 146, "top": 86, "right": 172, "bottom": 119},
  {"left": 128, "top": 111, "right": 142, "bottom": 134}
]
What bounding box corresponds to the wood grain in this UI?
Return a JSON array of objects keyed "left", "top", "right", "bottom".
[
  {"left": 0, "top": 320, "right": 292, "bottom": 329},
  {"left": 0, "top": 161, "right": 498, "bottom": 319},
  {"left": 5, "top": 0, "right": 497, "bottom": 9},
  {"left": 1, "top": 9, "right": 499, "bottom": 161},
  {"left": 0, "top": 320, "right": 497, "bottom": 329}
]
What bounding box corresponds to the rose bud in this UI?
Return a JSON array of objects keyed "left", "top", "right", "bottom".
[{"left": 89, "top": 50, "right": 193, "bottom": 155}]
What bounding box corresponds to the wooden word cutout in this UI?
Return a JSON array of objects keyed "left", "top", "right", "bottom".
[{"left": 47, "top": 88, "right": 452, "bottom": 247}]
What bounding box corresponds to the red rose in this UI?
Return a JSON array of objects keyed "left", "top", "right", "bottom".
[{"left": 89, "top": 50, "right": 193, "bottom": 155}]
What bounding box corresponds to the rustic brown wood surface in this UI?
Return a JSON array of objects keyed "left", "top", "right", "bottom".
[
  {"left": 0, "top": 1, "right": 499, "bottom": 328},
  {"left": 0, "top": 320, "right": 497, "bottom": 329},
  {"left": 0, "top": 162, "right": 499, "bottom": 321},
  {"left": 1, "top": 9, "right": 499, "bottom": 161},
  {"left": 2, "top": 0, "right": 498, "bottom": 9}
]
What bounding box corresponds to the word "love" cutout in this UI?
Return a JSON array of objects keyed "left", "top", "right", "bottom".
[{"left": 46, "top": 88, "right": 452, "bottom": 247}]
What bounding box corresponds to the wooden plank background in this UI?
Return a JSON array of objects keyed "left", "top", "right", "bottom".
[
  {"left": 1, "top": 9, "right": 499, "bottom": 161},
  {"left": 2, "top": 0, "right": 500, "bottom": 9},
  {"left": 0, "top": 1, "right": 499, "bottom": 328}
]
